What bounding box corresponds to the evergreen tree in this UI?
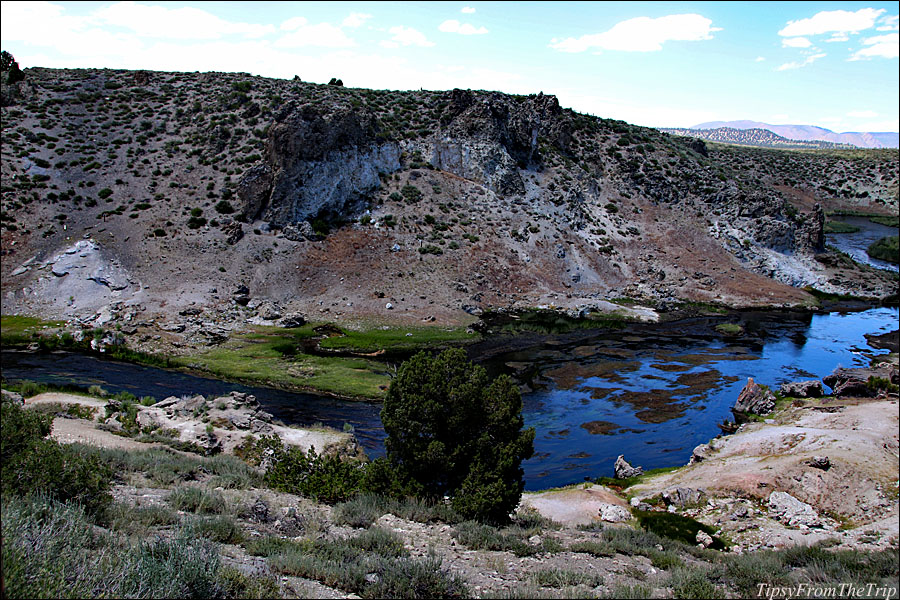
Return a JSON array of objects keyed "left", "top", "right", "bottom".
[
  {"left": 380, "top": 348, "right": 534, "bottom": 522},
  {"left": 1, "top": 50, "right": 25, "bottom": 84}
]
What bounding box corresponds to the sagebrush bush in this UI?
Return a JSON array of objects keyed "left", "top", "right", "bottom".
[
  {"left": 254, "top": 435, "right": 365, "bottom": 503},
  {"left": 363, "top": 554, "right": 469, "bottom": 599},
  {"left": 1, "top": 400, "right": 112, "bottom": 515},
  {"left": 168, "top": 485, "right": 228, "bottom": 514},
  {"left": 2, "top": 494, "right": 224, "bottom": 599}
]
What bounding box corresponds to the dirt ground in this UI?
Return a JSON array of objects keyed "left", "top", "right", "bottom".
[{"left": 627, "top": 396, "right": 900, "bottom": 551}]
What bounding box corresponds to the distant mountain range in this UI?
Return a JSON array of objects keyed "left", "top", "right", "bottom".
[
  {"left": 659, "top": 127, "right": 853, "bottom": 150},
  {"left": 691, "top": 120, "right": 899, "bottom": 149}
]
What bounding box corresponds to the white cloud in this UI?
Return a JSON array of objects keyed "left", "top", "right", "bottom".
[
  {"left": 877, "top": 15, "right": 899, "bottom": 31},
  {"left": 95, "top": 1, "right": 275, "bottom": 39},
  {"left": 849, "top": 32, "right": 900, "bottom": 59},
  {"left": 825, "top": 33, "right": 849, "bottom": 43},
  {"left": 280, "top": 16, "right": 308, "bottom": 31},
  {"left": 342, "top": 13, "right": 373, "bottom": 28},
  {"left": 438, "top": 19, "right": 488, "bottom": 35},
  {"left": 461, "top": 6, "right": 476, "bottom": 14},
  {"left": 549, "top": 14, "right": 720, "bottom": 53},
  {"left": 380, "top": 26, "right": 434, "bottom": 48},
  {"left": 782, "top": 37, "right": 812, "bottom": 48},
  {"left": 274, "top": 22, "right": 356, "bottom": 48},
  {"left": 755, "top": 56, "right": 766, "bottom": 62},
  {"left": 778, "top": 8, "right": 884, "bottom": 37},
  {"left": 776, "top": 52, "right": 826, "bottom": 71},
  {"left": 847, "top": 110, "right": 878, "bottom": 118}
]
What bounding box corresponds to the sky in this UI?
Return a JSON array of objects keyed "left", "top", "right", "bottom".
[{"left": 1, "top": 1, "right": 898, "bottom": 132}]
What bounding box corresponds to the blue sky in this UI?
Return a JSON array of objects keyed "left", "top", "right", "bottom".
[{"left": 2, "top": 1, "right": 898, "bottom": 131}]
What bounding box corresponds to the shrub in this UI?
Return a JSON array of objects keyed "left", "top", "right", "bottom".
[
  {"left": 381, "top": 348, "right": 535, "bottom": 522},
  {"left": 2, "top": 494, "right": 224, "bottom": 599},
  {"left": 214, "top": 200, "right": 234, "bottom": 214},
  {"left": 189, "top": 515, "right": 243, "bottom": 544},
  {"left": 168, "top": 486, "right": 227, "bottom": 514},
  {"left": 364, "top": 554, "right": 469, "bottom": 599},
  {"left": 1, "top": 401, "right": 112, "bottom": 515},
  {"left": 530, "top": 568, "right": 602, "bottom": 588},
  {"left": 259, "top": 435, "right": 365, "bottom": 503},
  {"left": 400, "top": 184, "right": 422, "bottom": 203},
  {"left": 97, "top": 188, "right": 113, "bottom": 199}
]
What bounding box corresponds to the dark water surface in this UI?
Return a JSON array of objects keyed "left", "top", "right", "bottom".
[
  {"left": 0, "top": 351, "right": 388, "bottom": 454},
  {"left": 2, "top": 307, "right": 897, "bottom": 490},
  {"left": 827, "top": 216, "right": 898, "bottom": 272}
]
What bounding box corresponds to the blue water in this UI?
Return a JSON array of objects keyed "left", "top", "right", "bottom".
[
  {"left": 2, "top": 307, "right": 897, "bottom": 490},
  {"left": 504, "top": 307, "right": 898, "bottom": 489},
  {"left": 827, "top": 216, "right": 898, "bottom": 273}
]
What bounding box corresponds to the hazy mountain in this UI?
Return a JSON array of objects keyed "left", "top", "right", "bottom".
[
  {"left": 692, "top": 120, "right": 899, "bottom": 149},
  {"left": 659, "top": 127, "right": 852, "bottom": 150}
]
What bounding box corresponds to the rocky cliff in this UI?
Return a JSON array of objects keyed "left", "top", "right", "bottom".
[{"left": 1, "top": 67, "right": 897, "bottom": 330}]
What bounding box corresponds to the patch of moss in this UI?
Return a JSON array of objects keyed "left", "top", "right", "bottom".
[
  {"left": 714, "top": 323, "right": 744, "bottom": 336},
  {"left": 634, "top": 510, "right": 727, "bottom": 550}
]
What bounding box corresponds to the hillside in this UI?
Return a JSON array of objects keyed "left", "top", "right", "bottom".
[
  {"left": 1, "top": 67, "right": 898, "bottom": 349},
  {"left": 660, "top": 127, "right": 852, "bottom": 150},
  {"left": 693, "top": 120, "right": 900, "bottom": 149}
]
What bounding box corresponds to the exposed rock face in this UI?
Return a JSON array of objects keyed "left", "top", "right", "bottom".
[
  {"left": 779, "top": 380, "right": 824, "bottom": 398},
  {"left": 614, "top": 455, "right": 643, "bottom": 479},
  {"left": 795, "top": 203, "right": 826, "bottom": 254},
  {"left": 235, "top": 164, "right": 273, "bottom": 220},
  {"left": 426, "top": 90, "right": 567, "bottom": 196},
  {"left": 823, "top": 364, "right": 899, "bottom": 397},
  {"left": 244, "top": 90, "right": 575, "bottom": 227},
  {"left": 767, "top": 491, "right": 822, "bottom": 528},
  {"left": 251, "top": 103, "right": 402, "bottom": 226},
  {"left": 21, "top": 239, "right": 140, "bottom": 316},
  {"left": 732, "top": 377, "right": 776, "bottom": 422}
]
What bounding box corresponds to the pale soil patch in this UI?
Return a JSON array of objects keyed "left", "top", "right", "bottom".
[
  {"left": 520, "top": 484, "right": 630, "bottom": 527},
  {"left": 624, "top": 397, "right": 900, "bottom": 550},
  {"left": 26, "top": 391, "right": 108, "bottom": 411},
  {"left": 47, "top": 417, "right": 159, "bottom": 451}
]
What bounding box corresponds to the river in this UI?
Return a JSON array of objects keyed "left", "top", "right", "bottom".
[
  {"left": 827, "top": 216, "right": 898, "bottom": 272},
  {"left": 3, "top": 306, "right": 896, "bottom": 491}
]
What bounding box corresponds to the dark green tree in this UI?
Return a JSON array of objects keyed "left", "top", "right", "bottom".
[
  {"left": 380, "top": 348, "right": 535, "bottom": 522},
  {"left": 1, "top": 50, "right": 25, "bottom": 84},
  {"left": 1, "top": 50, "right": 14, "bottom": 71}
]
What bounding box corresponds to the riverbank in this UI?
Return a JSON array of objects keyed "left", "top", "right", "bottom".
[{"left": 4, "top": 292, "right": 896, "bottom": 403}]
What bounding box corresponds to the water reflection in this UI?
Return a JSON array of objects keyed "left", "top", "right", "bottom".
[{"left": 2, "top": 307, "right": 897, "bottom": 490}]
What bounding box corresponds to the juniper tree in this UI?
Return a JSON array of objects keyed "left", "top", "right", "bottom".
[{"left": 380, "top": 348, "right": 535, "bottom": 522}]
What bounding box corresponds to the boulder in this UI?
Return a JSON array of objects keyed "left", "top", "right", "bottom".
[
  {"left": 806, "top": 456, "right": 831, "bottom": 471},
  {"left": 732, "top": 378, "right": 776, "bottom": 422},
  {"left": 257, "top": 303, "right": 282, "bottom": 321},
  {"left": 222, "top": 221, "right": 244, "bottom": 245},
  {"left": 282, "top": 221, "right": 321, "bottom": 242},
  {"left": 695, "top": 530, "right": 714, "bottom": 548},
  {"left": 278, "top": 313, "right": 307, "bottom": 328},
  {"left": 689, "top": 443, "right": 711, "bottom": 465},
  {"left": 614, "top": 455, "right": 643, "bottom": 479},
  {"left": 598, "top": 503, "right": 632, "bottom": 523},
  {"left": 662, "top": 487, "right": 704, "bottom": 508},
  {"left": 767, "top": 491, "right": 822, "bottom": 528},
  {"left": 823, "top": 364, "right": 898, "bottom": 397},
  {"left": 1, "top": 389, "right": 24, "bottom": 405},
  {"left": 779, "top": 380, "right": 823, "bottom": 398}
]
